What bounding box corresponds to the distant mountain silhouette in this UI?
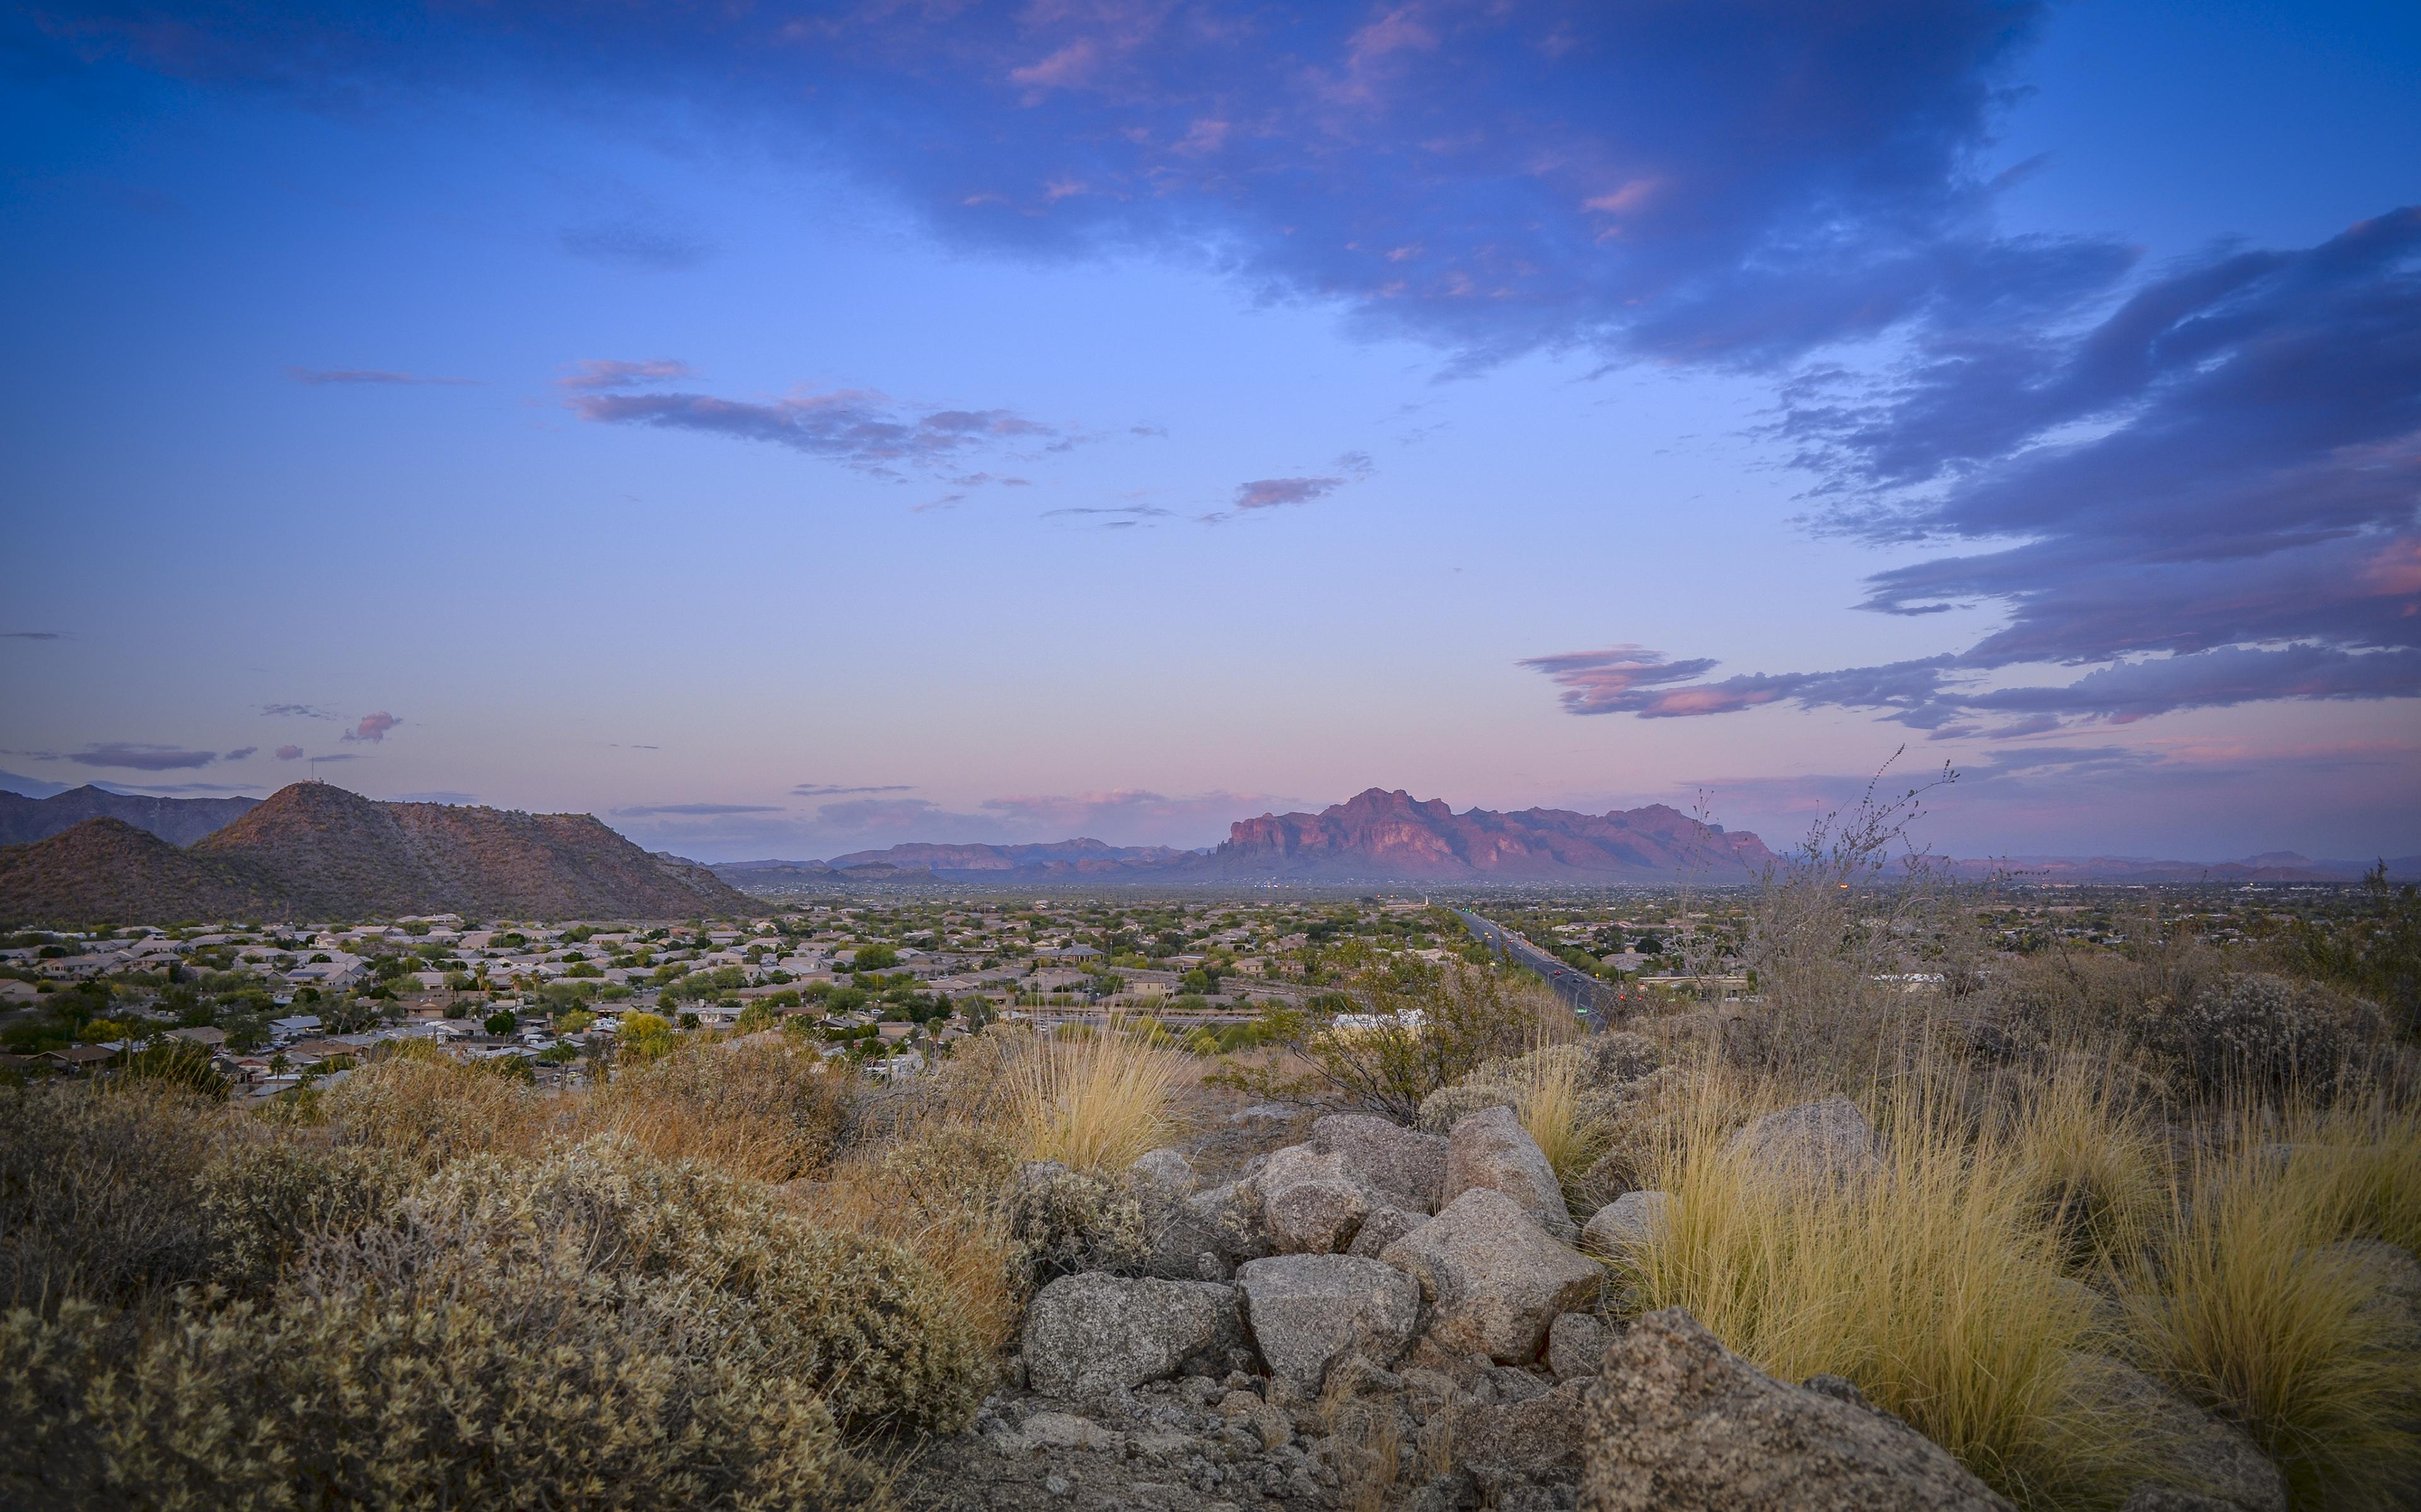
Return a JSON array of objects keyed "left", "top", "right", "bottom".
[
  {"left": 0, "top": 783, "right": 752, "bottom": 923},
  {"left": 0, "top": 784, "right": 258, "bottom": 847},
  {"left": 715, "top": 788, "right": 1775, "bottom": 885}
]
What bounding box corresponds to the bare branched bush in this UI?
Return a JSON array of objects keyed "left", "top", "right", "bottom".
[{"left": 1245, "top": 959, "right": 1570, "bottom": 1123}]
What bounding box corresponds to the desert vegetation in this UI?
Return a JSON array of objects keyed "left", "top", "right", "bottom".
[{"left": 3, "top": 814, "right": 2417, "bottom": 1510}]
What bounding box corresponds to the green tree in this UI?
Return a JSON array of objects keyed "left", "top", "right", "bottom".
[{"left": 484, "top": 1010, "right": 520, "bottom": 1036}]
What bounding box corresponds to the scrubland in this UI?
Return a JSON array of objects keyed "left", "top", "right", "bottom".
[{"left": 3, "top": 861, "right": 2417, "bottom": 1509}]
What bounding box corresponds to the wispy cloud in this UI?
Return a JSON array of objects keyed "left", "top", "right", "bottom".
[
  {"left": 1044, "top": 504, "right": 1172, "bottom": 529},
  {"left": 394, "top": 790, "right": 477, "bottom": 804},
  {"left": 261, "top": 703, "right": 339, "bottom": 719},
  {"left": 341, "top": 712, "right": 402, "bottom": 743},
  {"left": 559, "top": 217, "right": 714, "bottom": 271},
  {"left": 223, "top": 746, "right": 257, "bottom": 760},
  {"left": 566, "top": 366, "right": 1064, "bottom": 477},
  {"left": 556, "top": 358, "right": 695, "bottom": 392},
  {"left": 67, "top": 742, "right": 221, "bottom": 771},
  {"left": 612, "top": 802, "right": 787, "bottom": 816},
  {"left": 286, "top": 367, "right": 475, "bottom": 386},
  {"left": 791, "top": 783, "right": 914, "bottom": 797},
  {"left": 2, "top": 631, "right": 64, "bottom": 640}
]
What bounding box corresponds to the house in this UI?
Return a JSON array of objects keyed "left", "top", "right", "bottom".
[
  {"left": 268, "top": 1014, "right": 323, "bottom": 1040},
  {"left": 166, "top": 1025, "right": 228, "bottom": 1049},
  {"left": 42, "top": 1045, "right": 118, "bottom": 1072}
]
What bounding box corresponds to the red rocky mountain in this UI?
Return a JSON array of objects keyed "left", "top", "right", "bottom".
[{"left": 1209, "top": 788, "right": 1774, "bottom": 880}]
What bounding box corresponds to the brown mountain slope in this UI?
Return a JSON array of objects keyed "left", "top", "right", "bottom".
[
  {"left": 0, "top": 818, "right": 292, "bottom": 923},
  {"left": 0, "top": 785, "right": 259, "bottom": 847},
  {"left": 0, "top": 785, "right": 752, "bottom": 924},
  {"left": 190, "top": 784, "right": 752, "bottom": 920},
  {"left": 1209, "top": 788, "right": 1775, "bottom": 880}
]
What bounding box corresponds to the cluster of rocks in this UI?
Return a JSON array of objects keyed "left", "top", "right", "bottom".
[{"left": 897, "top": 1092, "right": 2374, "bottom": 1512}]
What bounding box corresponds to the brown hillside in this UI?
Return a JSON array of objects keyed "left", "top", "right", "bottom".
[
  {"left": 190, "top": 784, "right": 752, "bottom": 920},
  {"left": 0, "top": 818, "right": 292, "bottom": 924}
]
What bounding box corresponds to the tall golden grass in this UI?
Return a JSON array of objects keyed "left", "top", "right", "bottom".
[
  {"left": 1006, "top": 1022, "right": 1189, "bottom": 1172},
  {"left": 1627, "top": 1065, "right": 2135, "bottom": 1506},
  {"left": 2132, "top": 1108, "right": 2421, "bottom": 1509}
]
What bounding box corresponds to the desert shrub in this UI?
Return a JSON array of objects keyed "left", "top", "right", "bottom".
[
  {"left": 2132, "top": 1128, "right": 2421, "bottom": 1509},
  {"left": 2144, "top": 972, "right": 2379, "bottom": 1101},
  {"left": 1007, "top": 1023, "right": 1187, "bottom": 1170},
  {"left": 581, "top": 1036, "right": 855, "bottom": 1182},
  {"left": 1007, "top": 1163, "right": 1151, "bottom": 1288},
  {"left": 0, "top": 1081, "right": 228, "bottom": 1310},
  {"left": 617, "top": 1010, "right": 678, "bottom": 1061},
  {"left": 395, "top": 1138, "right": 986, "bottom": 1433},
  {"left": 120, "top": 1040, "right": 229, "bottom": 1100},
  {"left": 799, "top": 1124, "right": 1026, "bottom": 1359},
  {"left": 318, "top": 1047, "right": 539, "bottom": 1169},
  {"left": 1, "top": 1281, "right": 876, "bottom": 1512},
  {"left": 192, "top": 1140, "right": 411, "bottom": 1300},
  {"left": 1627, "top": 1070, "right": 2135, "bottom": 1507},
  {"left": 874, "top": 1122, "right": 1021, "bottom": 1216},
  {"left": 1241, "top": 960, "right": 1568, "bottom": 1123}
]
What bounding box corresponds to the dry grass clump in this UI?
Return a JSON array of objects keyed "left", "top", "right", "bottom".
[
  {"left": 578, "top": 1035, "right": 855, "bottom": 1182},
  {"left": 319, "top": 1044, "right": 541, "bottom": 1169},
  {"left": 0, "top": 1080, "right": 231, "bottom": 1311},
  {"left": 2131, "top": 1119, "right": 2421, "bottom": 1509},
  {"left": 2004, "top": 1066, "right": 2165, "bottom": 1274},
  {"left": 1627, "top": 1068, "right": 2134, "bottom": 1507},
  {"left": 1007, "top": 1022, "right": 1189, "bottom": 1171}
]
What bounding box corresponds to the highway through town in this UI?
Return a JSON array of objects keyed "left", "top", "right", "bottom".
[{"left": 1453, "top": 908, "right": 1613, "bottom": 1025}]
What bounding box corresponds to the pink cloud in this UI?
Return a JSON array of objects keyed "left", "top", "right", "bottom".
[
  {"left": 557, "top": 358, "right": 695, "bottom": 392},
  {"left": 275, "top": 745, "right": 305, "bottom": 759},
  {"left": 342, "top": 712, "right": 402, "bottom": 743}
]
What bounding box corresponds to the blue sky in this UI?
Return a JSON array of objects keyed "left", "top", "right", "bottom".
[{"left": 2, "top": 0, "right": 2415, "bottom": 863}]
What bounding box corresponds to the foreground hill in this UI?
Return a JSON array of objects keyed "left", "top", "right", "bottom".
[
  {"left": 0, "top": 817, "right": 291, "bottom": 923},
  {"left": 0, "top": 783, "right": 752, "bottom": 923},
  {"left": 0, "top": 784, "right": 258, "bottom": 847}
]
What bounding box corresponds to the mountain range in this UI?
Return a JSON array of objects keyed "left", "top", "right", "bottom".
[
  {"left": 0, "top": 783, "right": 750, "bottom": 923},
  {"left": 713, "top": 788, "right": 1779, "bottom": 885},
  {"left": 0, "top": 785, "right": 261, "bottom": 848}
]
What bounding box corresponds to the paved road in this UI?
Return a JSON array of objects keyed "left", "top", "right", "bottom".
[{"left": 1454, "top": 908, "right": 1613, "bottom": 1025}]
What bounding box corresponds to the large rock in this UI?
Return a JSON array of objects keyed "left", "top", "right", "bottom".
[
  {"left": 1313, "top": 1112, "right": 1449, "bottom": 1211},
  {"left": 1236, "top": 1252, "right": 1422, "bottom": 1386},
  {"left": 2064, "top": 1352, "right": 2285, "bottom": 1512},
  {"left": 1349, "top": 1205, "right": 1429, "bottom": 1259},
  {"left": 1548, "top": 1310, "right": 1610, "bottom": 1381},
  {"left": 1720, "top": 1098, "right": 1883, "bottom": 1188},
  {"left": 1129, "top": 1146, "right": 1199, "bottom": 1196},
  {"left": 1579, "top": 1308, "right": 2014, "bottom": 1511},
  {"left": 1380, "top": 1187, "right": 1601, "bottom": 1364},
  {"left": 1460, "top": 1380, "right": 1592, "bottom": 1487},
  {"left": 1581, "top": 1191, "right": 1671, "bottom": 1257},
  {"left": 1443, "top": 1105, "right": 1577, "bottom": 1240},
  {"left": 1250, "top": 1144, "right": 1376, "bottom": 1254},
  {"left": 1171, "top": 1179, "right": 1270, "bottom": 1267},
  {"left": 1021, "top": 1272, "right": 1243, "bottom": 1398}
]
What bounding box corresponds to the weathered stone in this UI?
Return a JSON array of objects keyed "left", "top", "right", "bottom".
[
  {"left": 1174, "top": 1179, "right": 1270, "bottom": 1266},
  {"left": 1312, "top": 1112, "right": 1450, "bottom": 1211},
  {"left": 2325, "top": 1237, "right": 2421, "bottom": 1356},
  {"left": 1216, "top": 1388, "right": 1292, "bottom": 1451},
  {"left": 1130, "top": 1146, "right": 1199, "bottom": 1196},
  {"left": 1250, "top": 1145, "right": 1376, "bottom": 1254},
  {"left": 1460, "top": 1380, "right": 1591, "bottom": 1486},
  {"left": 1348, "top": 1205, "right": 1429, "bottom": 1259},
  {"left": 1021, "top": 1273, "right": 1244, "bottom": 1399},
  {"left": 2121, "top": 1491, "right": 2238, "bottom": 1512},
  {"left": 1380, "top": 1187, "right": 1601, "bottom": 1364},
  {"left": 1579, "top": 1308, "right": 2014, "bottom": 1511},
  {"left": 1443, "top": 1105, "right": 1577, "bottom": 1240},
  {"left": 1581, "top": 1191, "right": 1671, "bottom": 1257},
  {"left": 1006, "top": 1410, "right": 1127, "bottom": 1455},
  {"left": 2065, "top": 1352, "right": 2285, "bottom": 1512},
  {"left": 1719, "top": 1098, "right": 1883, "bottom": 1189},
  {"left": 1236, "top": 1252, "right": 1421, "bottom": 1386},
  {"left": 1548, "top": 1311, "right": 1610, "bottom": 1381}
]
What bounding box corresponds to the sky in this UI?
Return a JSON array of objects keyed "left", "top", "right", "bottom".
[{"left": 1, "top": 0, "right": 2416, "bottom": 865}]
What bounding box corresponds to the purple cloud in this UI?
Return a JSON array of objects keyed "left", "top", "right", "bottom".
[
  {"left": 260, "top": 703, "right": 338, "bottom": 719},
  {"left": 3, "top": 630, "right": 63, "bottom": 640},
  {"left": 1233, "top": 476, "right": 1344, "bottom": 511},
  {"left": 556, "top": 357, "right": 695, "bottom": 392},
  {"left": 286, "top": 367, "right": 475, "bottom": 386},
  {"left": 68, "top": 742, "right": 219, "bottom": 771},
  {"left": 223, "top": 746, "right": 257, "bottom": 760},
  {"left": 567, "top": 376, "right": 1060, "bottom": 475},
  {"left": 341, "top": 712, "right": 402, "bottom": 743},
  {"left": 613, "top": 802, "right": 787, "bottom": 816},
  {"left": 274, "top": 744, "right": 305, "bottom": 760},
  {"left": 791, "top": 783, "right": 914, "bottom": 797}
]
